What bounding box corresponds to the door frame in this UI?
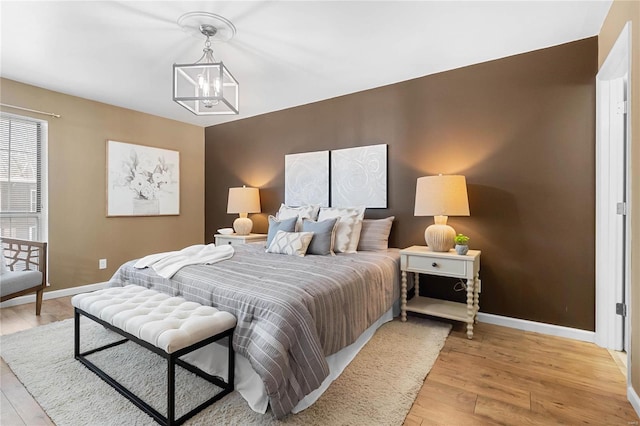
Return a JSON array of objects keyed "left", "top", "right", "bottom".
[{"left": 595, "top": 21, "right": 632, "bottom": 353}]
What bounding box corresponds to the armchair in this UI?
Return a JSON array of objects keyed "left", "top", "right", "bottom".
[{"left": 0, "top": 237, "right": 48, "bottom": 315}]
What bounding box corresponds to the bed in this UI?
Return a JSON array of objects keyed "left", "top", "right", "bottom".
[{"left": 107, "top": 223, "right": 399, "bottom": 418}]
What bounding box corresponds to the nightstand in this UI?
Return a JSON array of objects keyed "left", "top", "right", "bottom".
[
  {"left": 214, "top": 233, "right": 267, "bottom": 246},
  {"left": 399, "top": 245, "right": 481, "bottom": 339}
]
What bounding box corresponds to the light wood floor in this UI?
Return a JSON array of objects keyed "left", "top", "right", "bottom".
[
  {"left": 1, "top": 298, "right": 638, "bottom": 425},
  {"left": 405, "top": 318, "right": 639, "bottom": 425},
  {"left": 1, "top": 298, "right": 72, "bottom": 426}
]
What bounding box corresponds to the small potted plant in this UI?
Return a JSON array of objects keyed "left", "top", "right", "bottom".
[{"left": 454, "top": 234, "right": 470, "bottom": 255}]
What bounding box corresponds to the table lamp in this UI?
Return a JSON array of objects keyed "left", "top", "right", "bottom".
[
  {"left": 227, "top": 186, "right": 261, "bottom": 235},
  {"left": 414, "top": 175, "right": 469, "bottom": 252}
]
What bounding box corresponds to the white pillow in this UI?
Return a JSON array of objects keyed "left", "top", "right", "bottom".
[
  {"left": 266, "top": 230, "right": 314, "bottom": 257},
  {"left": 276, "top": 204, "right": 320, "bottom": 231},
  {"left": 317, "top": 206, "right": 365, "bottom": 253}
]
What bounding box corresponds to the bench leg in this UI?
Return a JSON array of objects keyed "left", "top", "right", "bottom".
[
  {"left": 167, "top": 356, "right": 175, "bottom": 425},
  {"left": 228, "top": 333, "right": 235, "bottom": 390},
  {"left": 74, "top": 309, "right": 80, "bottom": 357}
]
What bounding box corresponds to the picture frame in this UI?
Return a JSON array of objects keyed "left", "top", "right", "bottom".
[
  {"left": 285, "top": 150, "right": 329, "bottom": 207},
  {"left": 331, "top": 144, "right": 387, "bottom": 208},
  {"left": 106, "top": 140, "right": 180, "bottom": 217}
]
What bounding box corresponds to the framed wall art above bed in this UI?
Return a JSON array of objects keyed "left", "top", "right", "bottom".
[
  {"left": 285, "top": 144, "right": 388, "bottom": 209},
  {"left": 331, "top": 144, "right": 387, "bottom": 208},
  {"left": 106, "top": 140, "right": 180, "bottom": 217},
  {"left": 284, "top": 150, "right": 329, "bottom": 207}
]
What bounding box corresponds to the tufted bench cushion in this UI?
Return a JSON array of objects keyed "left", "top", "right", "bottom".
[
  {"left": 72, "top": 284, "right": 236, "bottom": 426},
  {"left": 72, "top": 285, "right": 236, "bottom": 353}
]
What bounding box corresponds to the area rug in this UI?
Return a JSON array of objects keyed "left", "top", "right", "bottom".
[{"left": 0, "top": 316, "right": 450, "bottom": 426}]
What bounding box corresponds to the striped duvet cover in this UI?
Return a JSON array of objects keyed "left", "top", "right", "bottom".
[{"left": 108, "top": 243, "right": 400, "bottom": 418}]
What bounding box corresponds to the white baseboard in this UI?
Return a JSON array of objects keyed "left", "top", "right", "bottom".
[
  {"left": 477, "top": 312, "right": 596, "bottom": 343},
  {"left": 0, "top": 282, "right": 109, "bottom": 308},
  {"left": 629, "top": 385, "right": 640, "bottom": 419}
]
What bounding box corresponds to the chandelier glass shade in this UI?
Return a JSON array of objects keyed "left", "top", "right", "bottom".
[{"left": 173, "top": 24, "right": 239, "bottom": 115}]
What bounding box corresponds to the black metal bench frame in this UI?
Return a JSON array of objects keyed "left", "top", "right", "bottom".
[{"left": 74, "top": 307, "right": 235, "bottom": 426}]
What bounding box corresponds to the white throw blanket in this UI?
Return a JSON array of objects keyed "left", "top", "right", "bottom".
[{"left": 133, "top": 244, "right": 234, "bottom": 279}]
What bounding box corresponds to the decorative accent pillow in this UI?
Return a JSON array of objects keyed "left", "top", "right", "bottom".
[
  {"left": 357, "top": 216, "right": 395, "bottom": 251},
  {"left": 317, "top": 206, "right": 365, "bottom": 253},
  {"left": 301, "top": 217, "right": 339, "bottom": 256},
  {"left": 266, "top": 215, "right": 298, "bottom": 248},
  {"left": 266, "top": 231, "right": 314, "bottom": 257},
  {"left": 276, "top": 204, "right": 320, "bottom": 231}
]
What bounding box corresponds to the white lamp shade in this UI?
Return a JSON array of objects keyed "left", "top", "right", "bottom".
[
  {"left": 414, "top": 175, "right": 470, "bottom": 217},
  {"left": 227, "top": 186, "right": 261, "bottom": 214}
]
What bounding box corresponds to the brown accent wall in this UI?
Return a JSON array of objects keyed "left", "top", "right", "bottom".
[
  {"left": 598, "top": 0, "right": 640, "bottom": 403},
  {"left": 0, "top": 78, "right": 204, "bottom": 291},
  {"left": 205, "top": 38, "right": 597, "bottom": 330}
]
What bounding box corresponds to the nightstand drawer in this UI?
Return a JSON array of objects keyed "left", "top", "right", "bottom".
[
  {"left": 214, "top": 233, "right": 267, "bottom": 247},
  {"left": 405, "top": 255, "right": 467, "bottom": 277},
  {"left": 216, "top": 237, "right": 238, "bottom": 246}
]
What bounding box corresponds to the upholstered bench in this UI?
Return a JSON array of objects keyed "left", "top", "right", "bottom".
[{"left": 72, "top": 285, "right": 236, "bottom": 426}]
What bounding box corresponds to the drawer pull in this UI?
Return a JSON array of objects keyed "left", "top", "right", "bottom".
[
  {"left": 432, "top": 262, "right": 438, "bottom": 267},
  {"left": 228, "top": 241, "right": 232, "bottom": 245}
]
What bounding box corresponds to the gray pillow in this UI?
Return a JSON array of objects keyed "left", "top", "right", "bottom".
[
  {"left": 267, "top": 215, "right": 298, "bottom": 247},
  {"left": 301, "top": 217, "right": 339, "bottom": 255},
  {"left": 357, "top": 216, "right": 395, "bottom": 251}
]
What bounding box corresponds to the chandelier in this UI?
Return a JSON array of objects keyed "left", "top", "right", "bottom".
[{"left": 173, "top": 18, "right": 239, "bottom": 115}]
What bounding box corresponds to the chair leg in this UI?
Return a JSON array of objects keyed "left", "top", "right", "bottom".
[{"left": 35, "top": 288, "right": 44, "bottom": 315}]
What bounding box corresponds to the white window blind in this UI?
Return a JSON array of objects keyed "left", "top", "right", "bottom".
[{"left": 0, "top": 114, "right": 46, "bottom": 241}]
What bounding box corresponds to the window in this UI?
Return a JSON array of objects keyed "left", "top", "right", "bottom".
[{"left": 0, "top": 113, "right": 47, "bottom": 241}]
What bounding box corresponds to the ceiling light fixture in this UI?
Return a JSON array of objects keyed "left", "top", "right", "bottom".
[{"left": 173, "top": 14, "right": 239, "bottom": 115}]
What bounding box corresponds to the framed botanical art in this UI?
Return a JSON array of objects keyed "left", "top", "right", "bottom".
[
  {"left": 106, "top": 140, "right": 180, "bottom": 216},
  {"left": 285, "top": 150, "right": 329, "bottom": 207}
]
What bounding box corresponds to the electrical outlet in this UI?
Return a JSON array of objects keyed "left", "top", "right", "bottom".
[{"left": 99, "top": 259, "right": 107, "bottom": 269}]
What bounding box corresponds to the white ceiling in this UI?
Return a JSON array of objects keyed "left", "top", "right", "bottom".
[{"left": 0, "top": 1, "right": 612, "bottom": 128}]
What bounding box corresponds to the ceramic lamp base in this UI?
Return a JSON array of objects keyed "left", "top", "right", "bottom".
[
  {"left": 233, "top": 217, "right": 253, "bottom": 235},
  {"left": 425, "top": 223, "right": 456, "bottom": 252}
]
